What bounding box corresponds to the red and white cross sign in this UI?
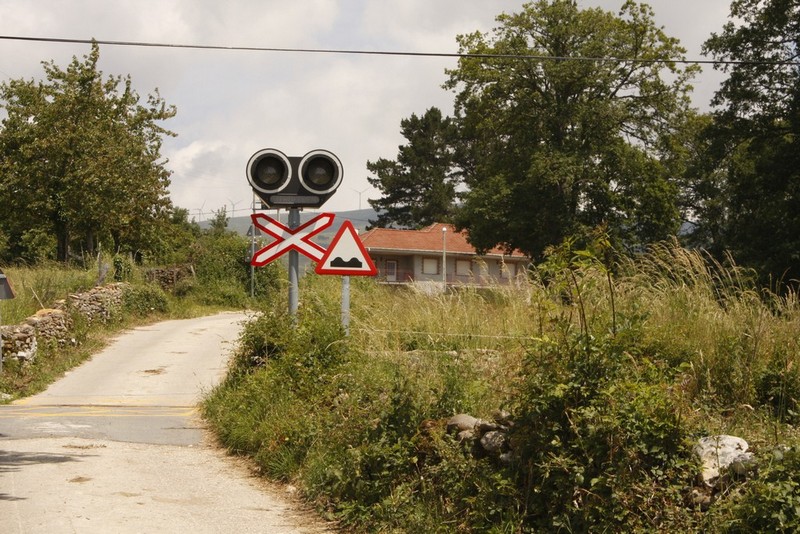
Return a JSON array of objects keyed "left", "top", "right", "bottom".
[{"left": 250, "top": 212, "right": 334, "bottom": 266}]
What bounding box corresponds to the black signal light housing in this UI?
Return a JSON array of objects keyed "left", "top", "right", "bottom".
[{"left": 246, "top": 148, "right": 343, "bottom": 209}]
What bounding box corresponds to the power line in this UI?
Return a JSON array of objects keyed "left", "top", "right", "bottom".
[{"left": 0, "top": 34, "right": 798, "bottom": 67}]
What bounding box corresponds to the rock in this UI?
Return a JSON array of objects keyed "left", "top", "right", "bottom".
[
  {"left": 492, "top": 409, "right": 513, "bottom": 426},
  {"left": 145, "top": 265, "right": 195, "bottom": 291},
  {"left": 691, "top": 487, "right": 712, "bottom": 508},
  {"left": 476, "top": 420, "right": 499, "bottom": 433},
  {"left": 694, "top": 435, "right": 753, "bottom": 487},
  {"left": 730, "top": 453, "right": 757, "bottom": 476},
  {"left": 447, "top": 414, "right": 479, "bottom": 433},
  {"left": 480, "top": 431, "right": 507, "bottom": 454},
  {"left": 457, "top": 429, "right": 475, "bottom": 443},
  {"left": 1, "top": 283, "right": 129, "bottom": 365}
]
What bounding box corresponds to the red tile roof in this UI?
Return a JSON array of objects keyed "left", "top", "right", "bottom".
[{"left": 360, "top": 223, "right": 527, "bottom": 259}]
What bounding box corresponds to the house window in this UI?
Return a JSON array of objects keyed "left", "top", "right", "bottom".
[
  {"left": 422, "top": 258, "right": 439, "bottom": 275},
  {"left": 386, "top": 260, "right": 398, "bottom": 282},
  {"left": 500, "top": 261, "right": 510, "bottom": 278},
  {"left": 456, "top": 260, "right": 472, "bottom": 276}
]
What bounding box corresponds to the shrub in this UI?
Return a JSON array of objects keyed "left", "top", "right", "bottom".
[
  {"left": 715, "top": 447, "right": 800, "bottom": 533},
  {"left": 511, "top": 334, "right": 697, "bottom": 531},
  {"left": 185, "top": 232, "right": 281, "bottom": 306},
  {"left": 203, "top": 237, "right": 800, "bottom": 532},
  {"left": 122, "top": 285, "right": 169, "bottom": 317}
]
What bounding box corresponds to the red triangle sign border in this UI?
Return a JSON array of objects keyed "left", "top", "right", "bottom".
[{"left": 315, "top": 220, "right": 377, "bottom": 276}]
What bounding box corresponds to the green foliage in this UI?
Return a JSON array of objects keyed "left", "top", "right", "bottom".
[
  {"left": 207, "top": 207, "right": 231, "bottom": 235},
  {"left": 19, "top": 228, "right": 58, "bottom": 263},
  {"left": 700, "top": 0, "right": 800, "bottom": 284},
  {"left": 714, "top": 447, "right": 800, "bottom": 533},
  {"left": 146, "top": 207, "right": 202, "bottom": 266},
  {"left": 121, "top": 284, "right": 169, "bottom": 317},
  {"left": 444, "top": 0, "right": 694, "bottom": 258},
  {"left": 512, "top": 334, "right": 696, "bottom": 531},
  {"left": 204, "top": 279, "right": 527, "bottom": 531},
  {"left": 112, "top": 254, "right": 134, "bottom": 282},
  {"left": 0, "top": 265, "right": 95, "bottom": 323},
  {"left": 0, "top": 41, "right": 176, "bottom": 263},
  {"left": 203, "top": 236, "right": 800, "bottom": 532},
  {"left": 184, "top": 231, "right": 280, "bottom": 307},
  {"left": 367, "top": 107, "right": 460, "bottom": 229}
]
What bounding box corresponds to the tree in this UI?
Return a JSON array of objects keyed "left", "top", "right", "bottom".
[
  {"left": 367, "top": 107, "right": 460, "bottom": 228},
  {"left": 208, "top": 206, "right": 231, "bottom": 236},
  {"left": 701, "top": 0, "right": 800, "bottom": 283},
  {"left": 0, "top": 41, "right": 176, "bottom": 262},
  {"left": 445, "top": 0, "right": 697, "bottom": 258}
]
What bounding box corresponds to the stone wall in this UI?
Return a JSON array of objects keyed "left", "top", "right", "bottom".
[
  {"left": 145, "top": 265, "right": 194, "bottom": 291},
  {"left": 0, "top": 283, "right": 129, "bottom": 365}
]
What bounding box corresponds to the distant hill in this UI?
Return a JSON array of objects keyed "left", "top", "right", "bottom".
[{"left": 203, "top": 208, "right": 377, "bottom": 240}]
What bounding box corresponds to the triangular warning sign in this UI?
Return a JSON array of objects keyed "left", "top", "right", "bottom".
[{"left": 315, "top": 220, "right": 377, "bottom": 276}]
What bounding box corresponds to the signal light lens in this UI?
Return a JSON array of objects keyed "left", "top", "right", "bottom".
[
  {"left": 246, "top": 149, "right": 291, "bottom": 194},
  {"left": 299, "top": 150, "right": 342, "bottom": 194},
  {"left": 256, "top": 156, "right": 286, "bottom": 186}
]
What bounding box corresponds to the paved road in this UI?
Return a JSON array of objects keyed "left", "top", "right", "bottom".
[{"left": 0, "top": 312, "right": 330, "bottom": 533}]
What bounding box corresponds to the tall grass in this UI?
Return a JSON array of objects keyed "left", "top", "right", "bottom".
[
  {"left": 203, "top": 240, "right": 800, "bottom": 532},
  {"left": 0, "top": 264, "right": 97, "bottom": 324}
]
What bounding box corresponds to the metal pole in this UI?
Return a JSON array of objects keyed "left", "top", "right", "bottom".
[
  {"left": 341, "top": 276, "right": 350, "bottom": 336},
  {"left": 250, "top": 194, "right": 256, "bottom": 298},
  {"left": 288, "top": 208, "right": 301, "bottom": 317},
  {"left": 0, "top": 305, "right": 3, "bottom": 374}
]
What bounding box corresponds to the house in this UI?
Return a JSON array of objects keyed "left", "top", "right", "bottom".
[{"left": 359, "top": 223, "right": 529, "bottom": 286}]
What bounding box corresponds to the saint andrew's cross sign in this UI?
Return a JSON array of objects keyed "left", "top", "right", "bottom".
[
  {"left": 250, "top": 213, "right": 376, "bottom": 276},
  {"left": 250, "top": 212, "right": 333, "bottom": 266}
]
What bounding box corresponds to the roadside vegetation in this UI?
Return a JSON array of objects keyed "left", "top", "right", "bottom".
[
  {"left": 203, "top": 237, "right": 800, "bottom": 532},
  {"left": 0, "top": 222, "right": 282, "bottom": 401}
]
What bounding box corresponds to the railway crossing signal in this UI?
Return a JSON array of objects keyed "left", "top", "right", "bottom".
[{"left": 246, "top": 148, "right": 342, "bottom": 209}]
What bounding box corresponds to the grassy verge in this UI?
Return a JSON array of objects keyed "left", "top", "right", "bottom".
[
  {"left": 0, "top": 263, "right": 245, "bottom": 402},
  {"left": 203, "top": 240, "right": 800, "bottom": 532}
]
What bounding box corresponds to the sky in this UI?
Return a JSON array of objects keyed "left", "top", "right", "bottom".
[{"left": 0, "top": 1, "right": 733, "bottom": 221}]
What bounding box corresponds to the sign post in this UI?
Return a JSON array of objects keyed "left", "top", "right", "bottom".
[
  {"left": 0, "top": 269, "right": 17, "bottom": 374},
  {"left": 287, "top": 208, "right": 301, "bottom": 317},
  {"left": 250, "top": 211, "right": 335, "bottom": 317}
]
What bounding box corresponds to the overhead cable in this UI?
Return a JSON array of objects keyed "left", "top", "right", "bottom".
[{"left": 0, "top": 34, "right": 797, "bottom": 67}]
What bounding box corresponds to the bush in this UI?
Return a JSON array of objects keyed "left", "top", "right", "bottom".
[
  {"left": 185, "top": 233, "right": 281, "bottom": 307},
  {"left": 122, "top": 285, "right": 169, "bottom": 317},
  {"left": 511, "top": 333, "right": 697, "bottom": 531},
  {"left": 714, "top": 447, "right": 800, "bottom": 533}
]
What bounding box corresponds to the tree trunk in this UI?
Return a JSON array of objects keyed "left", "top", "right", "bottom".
[
  {"left": 56, "top": 222, "right": 70, "bottom": 263},
  {"left": 85, "top": 228, "right": 95, "bottom": 257}
]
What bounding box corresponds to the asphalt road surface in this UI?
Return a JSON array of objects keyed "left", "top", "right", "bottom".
[{"left": 0, "top": 312, "right": 331, "bottom": 534}]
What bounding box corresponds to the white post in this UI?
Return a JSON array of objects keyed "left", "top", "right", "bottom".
[
  {"left": 250, "top": 194, "right": 256, "bottom": 298},
  {"left": 341, "top": 276, "right": 350, "bottom": 336},
  {"left": 442, "top": 226, "right": 447, "bottom": 290}
]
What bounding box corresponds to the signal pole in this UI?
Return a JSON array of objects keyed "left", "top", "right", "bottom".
[{"left": 288, "top": 208, "right": 301, "bottom": 317}]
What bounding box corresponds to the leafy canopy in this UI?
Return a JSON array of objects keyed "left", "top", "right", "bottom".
[
  {"left": 700, "top": 0, "right": 800, "bottom": 283},
  {"left": 0, "top": 41, "right": 176, "bottom": 262},
  {"left": 366, "top": 107, "right": 460, "bottom": 229},
  {"left": 444, "top": 0, "right": 697, "bottom": 258}
]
